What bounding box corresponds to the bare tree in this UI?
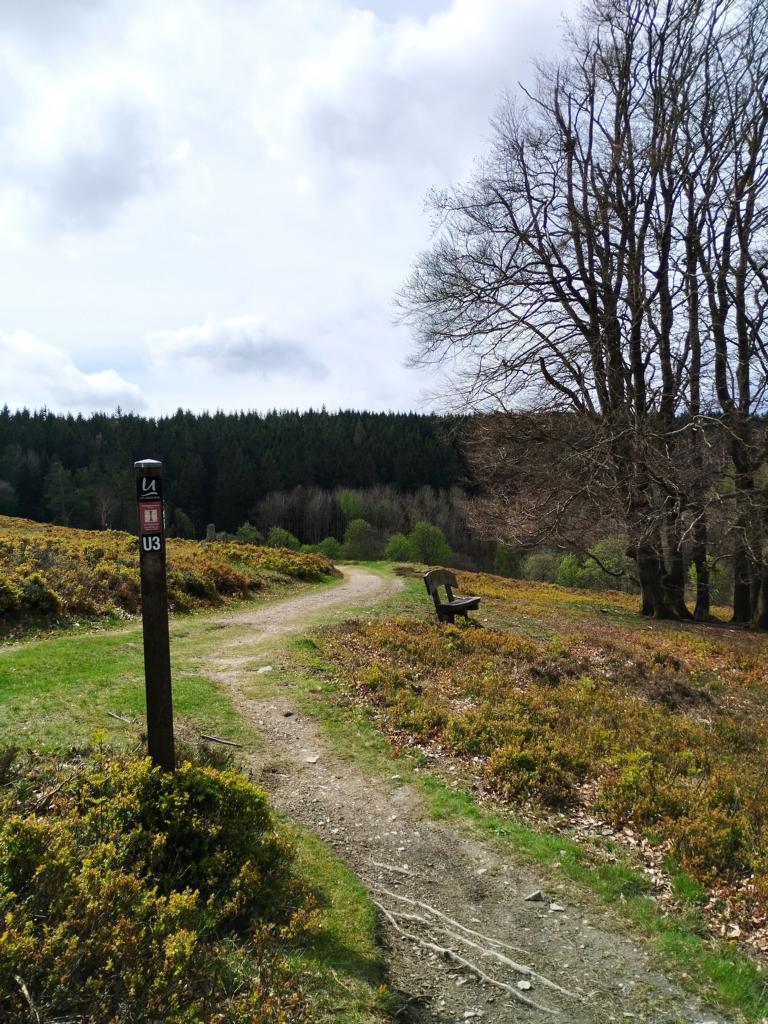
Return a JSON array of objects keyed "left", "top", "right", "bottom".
[
  {"left": 400, "top": 0, "right": 768, "bottom": 622},
  {"left": 688, "top": 0, "right": 768, "bottom": 621}
]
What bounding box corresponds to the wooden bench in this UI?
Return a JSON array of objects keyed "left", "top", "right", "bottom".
[{"left": 423, "top": 569, "right": 481, "bottom": 624}]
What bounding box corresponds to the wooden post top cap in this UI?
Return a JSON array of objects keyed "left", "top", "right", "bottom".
[{"left": 134, "top": 459, "right": 163, "bottom": 474}]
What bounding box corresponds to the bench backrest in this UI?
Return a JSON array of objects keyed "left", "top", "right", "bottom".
[{"left": 424, "top": 569, "right": 458, "bottom": 609}]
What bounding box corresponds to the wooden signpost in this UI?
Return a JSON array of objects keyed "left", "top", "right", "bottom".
[{"left": 135, "top": 458, "right": 175, "bottom": 771}]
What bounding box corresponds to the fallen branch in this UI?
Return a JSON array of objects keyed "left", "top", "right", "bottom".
[
  {"left": 369, "top": 886, "right": 529, "bottom": 957},
  {"left": 199, "top": 734, "right": 243, "bottom": 748},
  {"left": 386, "top": 907, "right": 532, "bottom": 965},
  {"left": 13, "top": 975, "right": 40, "bottom": 1024},
  {"left": 33, "top": 771, "right": 78, "bottom": 813},
  {"left": 370, "top": 884, "right": 530, "bottom": 955},
  {"left": 373, "top": 900, "right": 557, "bottom": 1014},
  {"left": 107, "top": 711, "right": 131, "bottom": 723},
  {"left": 329, "top": 967, "right": 353, "bottom": 993}
]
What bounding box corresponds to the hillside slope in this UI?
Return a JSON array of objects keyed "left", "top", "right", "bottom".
[{"left": 0, "top": 515, "right": 336, "bottom": 632}]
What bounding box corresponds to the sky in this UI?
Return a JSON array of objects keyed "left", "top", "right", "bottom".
[{"left": 0, "top": 0, "right": 574, "bottom": 417}]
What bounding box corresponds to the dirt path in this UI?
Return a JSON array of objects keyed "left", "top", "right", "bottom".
[{"left": 202, "top": 568, "right": 726, "bottom": 1024}]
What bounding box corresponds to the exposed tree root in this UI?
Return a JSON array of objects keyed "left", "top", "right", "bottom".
[
  {"left": 368, "top": 860, "right": 415, "bottom": 876},
  {"left": 373, "top": 900, "right": 560, "bottom": 1014},
  {"left": 370, "top": 883, "right": 578, "bottom": 1000}
]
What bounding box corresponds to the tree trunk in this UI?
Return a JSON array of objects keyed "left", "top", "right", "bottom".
[
  {"left": 636, "top": 544, "right": 671, "bottom": 619},
  {"left": 661, "top": 507, "right": 693, "bottom": 620},
  {"left": 732, "top": 544, "right": 752, "bottom": 623},
  {"left": 752, "top": 569, "right": 768, "bottom": 630},
  {"left": 731, "top": 459, "right": 757, "bottom": 624},
  {"left": 691, "top": 514, "right": 711, "bottom": 620},
  {"left": 662, "top": 554, "right": 693, "bottom": 620}
]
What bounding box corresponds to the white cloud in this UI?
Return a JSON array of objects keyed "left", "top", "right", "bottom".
[
  {"left": 250, "top": 0, "right": 553, "bottom": 174},
  {"left": 0, "top": 328, "right": 146, "bottom": 412},
  {"left": 149, "top": 315, "right": 328, "bottom": 379},
  {"left": 0, "top": 28, "right": 170, "bottom": 231}
]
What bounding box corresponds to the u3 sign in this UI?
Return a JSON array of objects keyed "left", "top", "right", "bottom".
[{"left": 135, "top": 463, "right": 166, "bottom": 556}]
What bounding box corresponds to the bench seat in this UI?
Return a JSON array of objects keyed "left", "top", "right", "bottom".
[
  {"left": 442, "top": 596, "right": 480, "bottom": 612},
  {"left": 423, "top": 569, "right": 481, "bottom": 624}
]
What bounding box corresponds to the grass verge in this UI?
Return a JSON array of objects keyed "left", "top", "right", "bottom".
[
  {"left": 288, "top": 827, "right": 392, "bottom": 1023},
  {"left": 0, "top": 624, "right": 248, "bottom": 749}
]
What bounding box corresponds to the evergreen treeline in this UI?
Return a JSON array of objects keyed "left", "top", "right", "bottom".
[{"left": 0, "top": 407, "right": 467, "bottom": 537}]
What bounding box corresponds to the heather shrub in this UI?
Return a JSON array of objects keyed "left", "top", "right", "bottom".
[
  {"left": 18, "top": 571, "right": 61, "bottom": 614},
  {"left": 68, "top": 759, "right": 294, "bottom": 922},
  {"left": 485, "top": 736, "right": 579, "bottom": 807},
  {"left": 0, "top": 752, "right": 313, "bottom": 1024},
  {"left": 597, "top": 750, "right": 685, "bottom": 826},
  {"left": 0, "top": 515, "right": 336, "bottom": 629},
  {"left": 387, "top": 693, "right": 449, "bottom": 737},
  {"left": 325, "top": 606, "right": 768, "bottom": 901},
  {"left": 0, "top": 577, "right": 22, "bottom": 615},
  {"left": 670, "top": 806, "right": 746, "bottom": 879},
  {"left": 445, "top": 705, "right": 533, "bottom": 756}
]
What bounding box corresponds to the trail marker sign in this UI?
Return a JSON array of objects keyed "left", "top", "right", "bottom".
[{"left": 135, "top": 458, "right": 175, "bottom": 771}]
